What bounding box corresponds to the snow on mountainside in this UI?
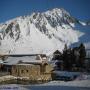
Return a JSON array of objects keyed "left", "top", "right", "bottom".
[{"left": 0, "top": 8, "right": 84, "bottom": 54}]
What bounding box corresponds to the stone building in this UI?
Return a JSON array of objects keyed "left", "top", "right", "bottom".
[{"left": 3, "top": 54, "right": 53, "bottom": 81}]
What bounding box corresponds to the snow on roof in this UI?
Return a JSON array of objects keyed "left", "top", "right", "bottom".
[
  {"left": 3, "top": 56, "right": 43, "bottom": 65},
  {"left": 16, "top": 63, "right": 35, "bottom": 66}
]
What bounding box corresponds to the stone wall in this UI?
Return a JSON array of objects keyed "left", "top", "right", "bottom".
[
  {"left": 11, "top": 64, "right": 52, "bottom": 81},
  {"left": 12, "top": 64, "right": 40, "bottom": 80}
]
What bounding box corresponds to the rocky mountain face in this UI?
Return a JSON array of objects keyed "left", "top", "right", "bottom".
[{"left": 0, "top": 8, "right": 84, "bottom": 54}]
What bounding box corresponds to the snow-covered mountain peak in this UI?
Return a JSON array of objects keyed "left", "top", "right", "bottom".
[
  {"left": 30, "top": 8, "right": 76, "bottom": 29},
  {"left": 45, "top": 8, "right": 70, "bottom": 17},
  {"left": 0, "top": 8, "right": 84, "bottom": 54}
]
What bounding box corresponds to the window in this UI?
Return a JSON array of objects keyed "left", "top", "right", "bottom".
[
  {"left": 16, "top": 69, "right": 17, "bottom": 73},
  {"left": 21, "top": 70, "right": 24, "bottom": 73},
  {"left": 26, "top": 70, "right": 28, "bottom": 73}
]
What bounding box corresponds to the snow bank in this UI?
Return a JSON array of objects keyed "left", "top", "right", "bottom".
[
  {"left": 40, "top": 80, "right": 90, "bottom": 88},
  {"left": 0, "top": 84, "right": 28, "bottom": 90}
]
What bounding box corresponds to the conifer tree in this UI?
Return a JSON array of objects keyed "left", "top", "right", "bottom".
[{"left": 79, "top": 43, "right": 86, "bottom": 68}]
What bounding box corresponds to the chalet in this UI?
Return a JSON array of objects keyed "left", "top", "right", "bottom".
[{"left": 3, "top": 54, "right": 53, "bottom": 81}]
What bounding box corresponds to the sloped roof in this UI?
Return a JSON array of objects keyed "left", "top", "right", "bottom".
[
  {"left": 53, "top": 50, "right": 61, "bottom": 55},
  {"left": 3, "top": 55, "right": 43, "bottom": 65}
]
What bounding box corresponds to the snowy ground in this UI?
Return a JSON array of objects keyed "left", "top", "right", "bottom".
[
  {"left": 0, "top": 80, "right": 90, "bottom": 87},
  {"left": 0, "top": 75, "right": 90, "bottom": 90},
  {"left": 0, "top": 84, "right": 27, "bottom": 90},
  {"left": 39, "top": 74, "right": 90, "bottom": 88},
  {"left": 40, "top": 80, "right": 90, "bottom": 87},
  {"left": 0, "top": 79, "right": 90, "bottom": 90}
]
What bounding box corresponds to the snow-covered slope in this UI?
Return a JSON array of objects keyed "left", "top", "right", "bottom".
[{"left": 0, "top": 8, "right": 84, "bottom": 54}]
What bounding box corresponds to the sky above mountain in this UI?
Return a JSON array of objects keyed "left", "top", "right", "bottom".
[{"left": 0, "top": 0, "right": 90, "bottom": 23}]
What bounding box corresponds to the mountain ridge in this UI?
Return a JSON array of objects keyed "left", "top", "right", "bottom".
[{"left": 0, "top": 8, "right": 85, "bottom": 54}]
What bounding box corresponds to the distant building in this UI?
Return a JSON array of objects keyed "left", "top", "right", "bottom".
[
  {"left": 86, "top": 49, "right": 90, "bottom": 59},
  {"left": 52, "top": 50, "right": 64, "bottom": 70},
  {"left": 85, "top": 49, "right": 90, "bottom": 72},
  {"left": 3, "top": 54, "right": 53, "bottom": 81},
  {"left": 53, "top": 50, "right": 62, "bottom": 59}
]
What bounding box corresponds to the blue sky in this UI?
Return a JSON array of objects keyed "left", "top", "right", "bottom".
[{"left": 0, "top": 0, "right": 90, "bottom": 23}]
